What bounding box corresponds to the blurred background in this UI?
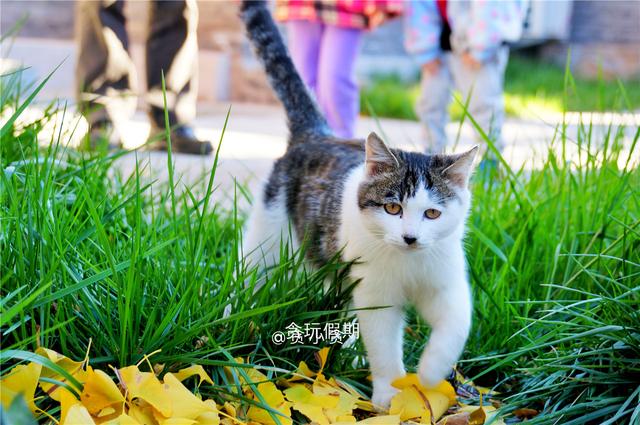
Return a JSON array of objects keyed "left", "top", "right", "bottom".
[
  {"left": 1, "top": 0, "right": 638, "bottom": 187},
  {"left": 2, "top": 0, "right": 639, "bottom": 113}
]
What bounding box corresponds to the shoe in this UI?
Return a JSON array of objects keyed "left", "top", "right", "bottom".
[{"left": 147, "top": 125, "right": 213, "bottom": 155}]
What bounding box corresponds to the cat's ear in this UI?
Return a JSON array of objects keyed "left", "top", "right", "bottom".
[
  {"left": 443, "top": 146, "right": 478, "bottom": 187},
  {"left": 365, "top": 132, "right": 398, "bottom": 176}
]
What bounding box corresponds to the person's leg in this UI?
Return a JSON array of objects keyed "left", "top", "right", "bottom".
[
  {"left": 316, "top": 25, "right": 363, "bottom": 138},
  {"left": 286, "top": 20, "right": 323, "bottom": 94},
  {"left": 146, "top": 0, "right": 211, "bottom": 154},
  {"left": 450, "top": 47, "right": 509, "bottom": 153},
  {"left": 147, "top": 0, "right": 198, "bottom": 127},
  {"left": 75, "top": 0, "right": 137, "bottom": 131},
  {"left": 416, "top": 56, "right": 452, "bottom": 153}
]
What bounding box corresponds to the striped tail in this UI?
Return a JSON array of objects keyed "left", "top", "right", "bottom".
[{"left": 240, "top": 1, "right": 332, "bottom": 142}]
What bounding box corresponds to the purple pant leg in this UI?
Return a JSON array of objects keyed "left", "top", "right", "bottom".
[
  {"left": 287, "top": 20, "right": 323, "bottom": 94},
  {"left": 317, "top": 25, "right": 363, "bottom": 138}
]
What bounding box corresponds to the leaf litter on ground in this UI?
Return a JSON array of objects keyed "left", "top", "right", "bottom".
[{"left": 1, "top": 346, "right": 519, "bottom": 424}]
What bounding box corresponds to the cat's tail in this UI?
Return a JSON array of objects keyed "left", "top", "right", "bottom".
[{"left": 240, "top": 1, "right": 332, "bottom": 142}]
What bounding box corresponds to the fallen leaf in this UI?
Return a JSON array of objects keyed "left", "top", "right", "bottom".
[
  {"left": 513, "top": 408, "right": 538, "bottom": 419},
  {"left": 315, "top": 347, "right": 331, "bottom": 373},
  {"left": 468, "top": 405, "right": 486, "bottom": 425},
  {"left": 59, "top": 386, "right": 82, "bottom": 424},
  {"left": 173, "top": 365, "right": 214, "bottom": 386},
  {"left": 103, "top": 413, "right": 141, "bottom": 424},
  {"left": 389, "top": 385, "right": 432, "bottom": 423},
  {"left": 287, "top": 361, "right": 317, "bottom": 383},
  {"left": 0, "top": 361, "right": 42, "bottom": 413},
  {"left": 436, "top": 412, "right": 470, "bottom": 425},
  {"left": 389, "top": 374, "right": 457, "bottom": 422},
  {"left": 314, "top": 379, "right": 359, "bottom": 422},
  {"left": 35, "top": 347, "right": 86, "bottom": 400},
  {"left": 458, "top": 405, "right": 506, "bottom": 425},
  {"left": 62, "top": 404, "right": 96, "bottom": 425},
  {"left": 81, "top": 368, "right": 125, "bottom": 415},
  {"left": 128, "top": 399, "right": 159, "bottom": 425},
  {"left": 161, "top": 373, "right": 218, "bottom": 420},
  {"left": 246, "top": 382, "right": 292, "bottom": 425},
  {"left": 197, "top": 400, "right": 222, "bottom": 425},
  {"left": 285, "top": 384, "right": 337, "bottom": 424},
  {"left": 354, "top": 415, "right": 401, "bottom": 424},
  {"left": 158, "top": 418, "right": 197, "bottom": 425},
  {"left": 118, "top": 365, "right": 172, "bottom": 417}
]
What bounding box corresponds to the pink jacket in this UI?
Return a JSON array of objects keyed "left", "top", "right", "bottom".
[{"left": 275, "top": 0, "right": 402, "bottom": 30}]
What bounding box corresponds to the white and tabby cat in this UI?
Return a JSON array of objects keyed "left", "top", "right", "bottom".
[{"left": 240, "top": 1, "right": 477, "bottom": 408}]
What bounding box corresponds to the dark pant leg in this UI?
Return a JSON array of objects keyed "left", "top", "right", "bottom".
[
  {"left": 146, "top": 0, "right": 199, "bottom": 128},
  {"left": 75, "top": 0, "right": 137, "bottom": 125}
]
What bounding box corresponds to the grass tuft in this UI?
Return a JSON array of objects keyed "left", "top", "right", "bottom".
[{"left": 1, "top": 58, "right": 639, "bottom": 424}]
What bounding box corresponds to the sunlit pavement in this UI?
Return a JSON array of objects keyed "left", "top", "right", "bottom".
[
  {"left": 3, "top": 38, "right": 638, "bottom": 209},
  {"left": 6, "top": 102, "right": 638, "bottom": 210},
  {"left": 114, "top": 104, "right": 639, "bottom": 202}
]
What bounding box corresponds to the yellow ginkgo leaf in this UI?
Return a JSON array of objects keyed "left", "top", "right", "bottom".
[
  {"left": 196, "top": 400, "right": 221, "bottom": 425},
  {"left": 59, "top": 386, "right": 81, "bottom": 424},
  {"left": 389, "top": 385, "right": 431, "bottom": 422},
  {"left": 173, "top": 365, "right": 214, "bottom": 386},
  {"left": 334, "top": 415, "right": 357, "bottom": 423},
  {"left": 391, "top": 374, "right": 456, "bottom": 420},
  {"left": 315, "top": 347, "right": 331, "bottom": 373},
  {"left": 392, "top": 374, "right": 456, "bottom": 402},
  {"left": 284, "top": 384, "right": 337, "bottom": 424},
  {"left": 0, "top": 361, "right": 42, "bottom": 413},
  {"left": 458, "top": 405, "right": 505, "bottom": 425},
  {"left": 468, "top": 405, "right": 486, "bottom": 425},
  {"left": 161, "top": 373, "right": 217, "bottom": 420},
  {"left": 313, "top": 380, "right": 360, "bottom": 422},
  {"left": 246, "top": 382, "right": 292, "bottom": 425},
  {"left": 158, "top": 419, "right": 198, "bottom": 425},
  {"left": 129, "top": 399, "right": 159, "bottom": 425},
  {"left": 35, "top": 347, "right": 86, "bottom": 400},
  {"left": 354, "top": 415, "right": 401, "bottom": 424},
  {"left": 334, "top": 378, "right": 366, "bottom": 400},
  {"left": 118, "top": 365, "right": 172, "bottom": 417},
  {"left": 287, "top": 361, "right": 317, "bottom": 383},
  {"left": 286, "top": 384, "right": 339, "bottom": 407},
  {"left": 222, "top": 401, "right": 237, "bottom": 418},
  {"left": 81, "top": 368, "right": 125, "bottom": 415},
  {"left": 355, "top": 400, "right": 376, "bottom": 412},
  {"left": 103, "top": 413, "right": 142, "bottom": 424},
  {"left": 62, "top": 404, "right": 96, "bottom": 425}
]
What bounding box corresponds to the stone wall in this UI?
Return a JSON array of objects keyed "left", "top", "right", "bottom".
[{"left": 541, "top": 0, "right": 640, "bottom": 79}]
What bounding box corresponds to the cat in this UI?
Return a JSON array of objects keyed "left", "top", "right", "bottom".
[{"left": 240, "top": 1, "right": 477, "bottom": 409}]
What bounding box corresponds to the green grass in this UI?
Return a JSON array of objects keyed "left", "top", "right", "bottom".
[
  {"left": 361, "top": 55, "right": 640, "bottom": 121},
  {"left": 2, "top": 62, "right": 639, "bottom": 424}
]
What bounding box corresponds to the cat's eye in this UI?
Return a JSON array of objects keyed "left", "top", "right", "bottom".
[
  {"left": 424, "top": 209, "right": 441, "bottom": 219},
  {"left": 384, "top": 203, "right": 402, "bottom": 215}
]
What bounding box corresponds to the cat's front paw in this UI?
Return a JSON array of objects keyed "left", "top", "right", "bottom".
[
  {"left": 371, "top": 382, "right": 398, "bottom": 411},
  {"left": 417, "top": 359, "right": 446, "bottom": 388}
]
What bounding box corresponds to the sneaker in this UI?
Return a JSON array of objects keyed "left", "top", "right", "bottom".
[{"left": 147, "top": 125, "right": 213, "bottom": 155}]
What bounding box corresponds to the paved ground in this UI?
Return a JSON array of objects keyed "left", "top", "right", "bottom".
[
  {"left": 2, "top": 36, "right": 637, "bottom": 210},
  {"left": 104, "top": 103, "right": 640, "bottom": 195},
  {"left": 9, "top": 100, "right": 638, "bottom": 212}
]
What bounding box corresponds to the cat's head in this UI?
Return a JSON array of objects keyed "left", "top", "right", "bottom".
[{"left": 357, "top": 132, "right": 477, "bottom": 250}]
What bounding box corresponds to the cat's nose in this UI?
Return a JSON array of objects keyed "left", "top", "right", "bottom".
[{"left": 403, "top": 235, "right": 417, "bottom": 245}]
